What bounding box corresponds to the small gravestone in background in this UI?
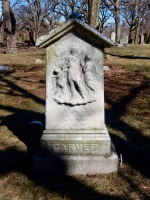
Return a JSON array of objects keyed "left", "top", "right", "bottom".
[
  {"left": 6, "top": 35, "right": 17, "bottom": 54},
  {"left": 35, "top": 59, "right": 42, "bottom": 64},
  {"left": 140, "top": 35, "right": 144, "bottom": 44},
  {"left": 120, "top": 33, "right": 128, "bottom": 44},
  {"left": 111, "top": 32, "right": 116, "bottom": 42},
  {"left": 34, "top": 18, "right": 118, "bottom": 175},
  {"left": 119, "top": 33, "right": 129, "bottom": 47}
]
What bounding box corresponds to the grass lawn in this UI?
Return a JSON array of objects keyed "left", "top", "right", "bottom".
[{"left": 0, "top": 45, "right": 150, "bottom": 200}]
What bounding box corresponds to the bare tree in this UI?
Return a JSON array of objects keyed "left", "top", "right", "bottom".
[
  {"left": 15, "top": 0, "right": 60, "bottom": 41},
  {"left": 2, "top": 0, "right": 17, "bottom": 53},
  {"left": 121, "top": 0, "right": 150, "bottom": 44},
  {"left": 53, "top": 0, "right": 88, "bottom": 22},
  {"left": 88, "top": 0, "right": 100, "bottom": 28},
  {"left": 54, "top": 0, "right": 102, "bottom": 29},
  {"left": 99, "top": 0, "right": 113, "bottom": 33},
  {"left": 141, "top": 11, "right": 150, "bottom": 31},
  {"left": 102, "top": 0, "right": 121, "bottom": 42}
]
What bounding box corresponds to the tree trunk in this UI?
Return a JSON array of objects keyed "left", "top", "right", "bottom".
[
  {"left": 115, "top": 0, "right": 120, "bottom": 43},
  {"left": 129, "top": 26, "right": 135, "bottom": 44},
  {"left": 88, "top": 0, "right": 100, "bottom": 29},
  {"left": 135, "top": 1, "right": 142, "bottom": 45},
  {"left": 135, "top": 16, "right": 140, "bottom": 44},
  {"left": 2, "top": 0, "right": 17, "bottom": 53},
  {"left": 129, "top": 0, "right": 139, "bottom": 44}
]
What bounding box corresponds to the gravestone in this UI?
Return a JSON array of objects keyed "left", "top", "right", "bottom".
[
  {"left": 35, "top": 59, "right": 42, "bottom": 64},
  {"left": 34, "top": 18, "right": 118, "bottom": 175},
  {"left": 118, "top": 44, "right": 123, "bottom": 47},
  {"left": 24, "top": 28, "right": 35, "bottom": 45},
  {"left": 24, "top": 28, "right": 30, "bottom": 42},
  {"left": 6, "top": 35, "right": 17, "bottom": 54},
  {"left": 111, "top": 32, "right": 116, "bottom": 42},
  {"left": 140, "top": 35, "right": 144, "bottom": 44},
  {"left": 120, "top": 33, "right": 128, "bottom": 44}
]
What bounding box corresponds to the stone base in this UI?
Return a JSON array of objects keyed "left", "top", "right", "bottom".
[
  {"left": 40, "top": 130, "right": 111, "bottom": 156},
  {"left": 33, "top": 143, "right": 118, "bottom": 175},
  {"left": 118, "top": 44, "right": 123, "bottom": 47},
  {"left": 6, "top": 47, "right": 17, "bottom": 54}
]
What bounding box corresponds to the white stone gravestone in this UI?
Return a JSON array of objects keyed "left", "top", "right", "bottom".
[
  {"left": 34, "top": 19, "right": 118, "bottom": 175},
  {"left": 111, "top": 32, "right": 116, "bottom": 42},
  {"left": 120, "top": 33, "right": 128, "bottom": 44},
  {"left": 140, "top": 35, "right": 144, "bottom": 44}
]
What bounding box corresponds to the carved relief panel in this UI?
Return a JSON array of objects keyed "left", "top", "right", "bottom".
[{"left": 46, "top": 33, "right": 104, "bottom": 130}]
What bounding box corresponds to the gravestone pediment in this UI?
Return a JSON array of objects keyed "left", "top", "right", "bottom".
[{"left": 36, "top": 19, "right": 113, "bottom": 49}]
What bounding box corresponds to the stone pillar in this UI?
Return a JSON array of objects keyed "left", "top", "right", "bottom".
[{"left": 6, "top": 35, "right": 17, "bottom": 54}]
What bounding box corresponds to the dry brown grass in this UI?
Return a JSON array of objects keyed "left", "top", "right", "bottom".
[{"left": 0, "top": 45, "right": 150, "bottom": 200}]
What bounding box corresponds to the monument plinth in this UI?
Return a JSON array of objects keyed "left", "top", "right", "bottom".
[{"left": 34, "top": 19, "right": 118, "bottom": 175}]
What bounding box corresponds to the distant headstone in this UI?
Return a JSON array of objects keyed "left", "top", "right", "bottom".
[
  {"left": 35, "top": 59, "right": 42, "bottom": 64},
  {"left": 24, "top": 28, "right": 35, "bottom": 45},
  {"left": 18, "top": 34, "right": 22, "bottom": 43},
  {"left": 118, "top": 44, "right": 123, "bottom": 47},
  {"left": 140, "top": 35, "right": 144, "bottom": 44},
  {"left": 6, "top": 35, "right": 17, "bottom": 54},
  {"left": 120, "top": 33, "right": 128, "bottom": 44},
  {"left": 111, "top": 32, "right": 116, "bottom": 42}
]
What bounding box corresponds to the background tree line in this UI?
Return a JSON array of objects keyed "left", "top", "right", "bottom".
[{"left": 0, "top": 0, "right": 150, "bottom": 53}]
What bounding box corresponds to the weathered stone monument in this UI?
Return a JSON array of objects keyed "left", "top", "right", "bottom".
[
  {"left": 119, "top": 33, "right": 129, "bottom": 47},
  {"left": 120, "top": 33, "right": 128, "bottom": 44},
  {"left": 111, "top": 32, "right": 116, "bottom": 43},
  {"left": 140, "top": 35, "right": 144, "bottom": 44},
  {"left": 34, "top": 18, "right": 118, "bottom": 175},
  {"left": 5, "top": 35, "right": 17, "bottom": 54}
]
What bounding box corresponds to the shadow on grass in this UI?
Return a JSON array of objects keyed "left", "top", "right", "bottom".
[
  {"left": 0, "top": 151, "right": 122, "bottom": 200},
  {"left": 0, "top": 72, "right": 122, "bottom": 199},
  {"left": 105, "top": 80, "right": 150, "bottom": 178},
  {"left": 0, "top": 111, "right": 121, "bottom": 200},
  {"left": 0, "top": 68, "right": 150, "bottom": 199}
]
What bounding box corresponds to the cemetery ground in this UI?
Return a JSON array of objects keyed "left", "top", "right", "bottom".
[{"left": 0, "top": 44, "right": 150, "bottom": 200}]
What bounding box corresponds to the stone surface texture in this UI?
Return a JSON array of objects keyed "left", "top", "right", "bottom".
[{"left": 34, "top": 19, "right": 118, "bottom": 175}]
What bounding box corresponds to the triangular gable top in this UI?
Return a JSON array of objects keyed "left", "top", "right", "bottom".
[{"left": 36, "top": 19, "right": 113, "bottom": 49}]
